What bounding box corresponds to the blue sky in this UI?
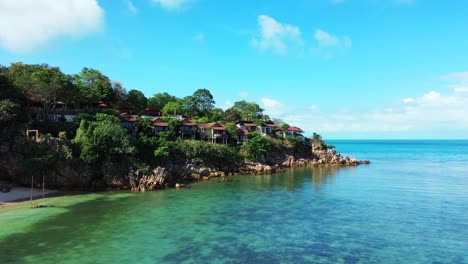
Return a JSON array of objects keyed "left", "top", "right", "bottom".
[{"left": 1, "top": 0, "right": 468, "bottom": 139}]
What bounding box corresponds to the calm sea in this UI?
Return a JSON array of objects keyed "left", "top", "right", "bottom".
[{"left": 1, "top": 140, "right": 467, "bottom": 263}]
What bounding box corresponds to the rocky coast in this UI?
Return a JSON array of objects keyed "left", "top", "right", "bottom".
[{"left": 126, "top": 145, "right": 370, "bottom": 192}]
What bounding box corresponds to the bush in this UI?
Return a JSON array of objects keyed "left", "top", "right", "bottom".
[
  {"left": 240, "top": 131, "right": 272, "bottom": 161},
  {"left": 178, "top": 140, "right": 240, "bottom": 165}
]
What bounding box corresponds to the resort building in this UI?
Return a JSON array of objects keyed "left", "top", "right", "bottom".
[{"left": 199, "top": 122, "right": 228, "bottom": 144}]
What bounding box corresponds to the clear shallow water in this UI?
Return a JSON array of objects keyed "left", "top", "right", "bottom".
[{"left": 1, "top": 140, "right": 468, "bottom": 263}]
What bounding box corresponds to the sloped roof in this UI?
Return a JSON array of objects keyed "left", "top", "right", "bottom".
[
  {"left": 288, "top": 126, "right": 304, "bottom": 133},
  {"left": 200, "top": 122, "right": 226, "bottom": 131},
  {"left": 236, "top": 128, "right": 250, "bottom": 136},
  {"left": 153, "top": 117, "right": 168, "bottom": 127},
  {"left": 180, "top": 118, "right": 196, "bottom": 126},
  {"left": 235, "top": 120, "right": 257, "bottom": 127},
  {"left": 26, "top": 92, "right": 46, "bottom": 103},
  {"left": 144, "top": 108, "right": 161, "bottom": 116},
  {"left": 120, "top": 113, "right": 137, "bottom": 122}
]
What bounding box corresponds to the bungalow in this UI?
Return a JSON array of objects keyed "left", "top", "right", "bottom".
[
  {"left": 235, "top": 121, "right": 258, "bottom": 133},
  {"left": 26, "top": 92, "right": 78, "bottom": 122},
  {"left": 277, "top": 126, "right": 305, "bottom": 139},
  {"left": 199, "top": 122, "right": 228, "bottom": 144},
  {"left": 180, "top": 118, "right": 197, "bottom": 139},
  {"left": 142, "top": 108, "right": 162, "bottom": 119},
  {"left": 120, "top": 113, "right": 138, "bottom": 134},
  {"left": 257, "top": 120, "right": 278, "bottom": 136},
  {"left": 153, "top": 117, "right": 169, "bottom": 135},
  {"left": 236, "top": 128, "right": 250, "bottom": 145}
]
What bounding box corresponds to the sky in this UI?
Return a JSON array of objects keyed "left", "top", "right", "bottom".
[{"left": 1, "top": 0, "right": 468, "bottom": 139}]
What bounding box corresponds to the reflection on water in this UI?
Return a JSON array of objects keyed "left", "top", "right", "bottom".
[{"left": 0, "top": 144, "right": 467, "bottom": 264}]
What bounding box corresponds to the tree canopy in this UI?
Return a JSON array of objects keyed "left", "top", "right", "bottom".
[
  {"left": 147, "top": 92, "right": 178, "bottom": 110},
  {"left": 126, "top": 89, "right": 147, "bottom": 113}
]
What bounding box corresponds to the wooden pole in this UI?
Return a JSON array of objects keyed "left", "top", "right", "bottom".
[
  {"left": 30, "top": 175, "right": 34, "bottom": 206},
  {"left": 42, "top": 175, "right": 45, "bottom": 199}
]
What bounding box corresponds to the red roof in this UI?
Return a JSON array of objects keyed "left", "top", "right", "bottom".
[
  {"left": 201, "top": 122, "right": 226, "bottom": 131},
  {"left": 144, "top": 108, "right": 161, "bottom": 116},
  {"left": 235, "top": 121, "right": 257, "bottom": 127},
  {"left": 120, "top": 113, "right": 137, "bottom": 122},
  {"left": 99, "top": 101, "right": 107, "bottom": 107},
  {"left": 180, "top": 118, "right": 196, "bottom": 126},
  {"left": 236, "top": 128, "right": 250, "bottom": 136},
  {"left": 266, "top": 123, "right": 277, "bottom": 127},
  {"left": 153, "top": 117, "right": 168, "bottom": 127},
  {"left": 26, "top": 92, "right": 46, "bottom": 103},
  {"left": 288, "top": 126, "right": 304, "bottom": 133}
]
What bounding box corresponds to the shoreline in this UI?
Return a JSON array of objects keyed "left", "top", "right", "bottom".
[
  {"left": 0, "top": 185, "right": 60, "bottom": 206},
  {"left": 0, "top": 160, "right": 370, "bottom": 209}
]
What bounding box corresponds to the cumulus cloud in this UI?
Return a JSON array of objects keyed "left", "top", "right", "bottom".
[
  {"left": 252, "top": 15, "right": 302, "bottom": 55},
  {"left": 257, "top": 74, "right": 468, "bottom": 138},
  {"left": 0, "top": 0, "right": 104, "bottom": 53},
  {"left": 151, "top": 0, "right": 193, "bottom": 10},
  {"left": 251, "top": 15, "right": 351, "bottom": 58}
]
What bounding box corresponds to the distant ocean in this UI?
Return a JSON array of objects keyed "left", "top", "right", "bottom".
[{"left": 1, "top": 140, "right": 467, "bottom": 263}]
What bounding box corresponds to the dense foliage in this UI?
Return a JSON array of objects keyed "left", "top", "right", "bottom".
[{"left": 0, "top": 62, "right": 326, "bottom": 185}]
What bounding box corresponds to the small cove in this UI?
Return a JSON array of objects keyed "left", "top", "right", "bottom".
[{"left": 1, "top": 140, "right": 467, "bottom": 263}]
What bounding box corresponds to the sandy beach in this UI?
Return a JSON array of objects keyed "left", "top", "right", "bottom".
[{"left": 0, "top": 185, "right": 58, "bottom": 204}]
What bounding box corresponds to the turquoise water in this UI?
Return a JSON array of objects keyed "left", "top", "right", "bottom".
[{"left": 1, "top": 140, "right": 468, "bottom": 263}]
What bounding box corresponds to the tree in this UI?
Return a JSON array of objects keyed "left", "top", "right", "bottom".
[
  {"left": 224, "top": 122, "right": 238, "bottom": 142},
  {"left": 112, "top": 81, "right": 128, "bottom": 109},
  {"left": 230, "top": 100, "right": 264, "bottom": 121},
  {"left": 73, "top": 117, "right": 135, "bottom": 179},
  {"left": 224, "top": 108, "right": 241, "bottom": 122},
  {"left": 240, "top": 131, "right": 272, "bottom": 161},
  {"left": 182, "top": 88, "right": 215, "bottom": 117},
  {"left": 6, "top": 63, "right": 76, "bottom": 119},
  {"left": 209, "top": 108, "right": 224, "bottom": 122},
  {"left": 0, "top": 73, "right": 27, "bottom": 141},
  {"left": 162, "top": 101, "right": 182, "bottom": 116},
  {"left": 311, "top": 132, "right": 326, "bottom": 148},
  {"left": 126, "top": 89, "right": 147, "bottom": 113},
  {"left": 74, "top": 68, "right": 115, "bottom": 105},
  {"left": 29, "top": 66, "right": 75, "bottom": 118},
  {"left": 147, "top": 92, "right": 178, "bottom": 110}
]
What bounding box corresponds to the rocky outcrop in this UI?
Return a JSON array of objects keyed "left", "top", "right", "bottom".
[
  {"left": 128, "top": 167, "right": 169, "bottom": 192},
  {"left": 310, "top": 145, "right": 370, "bottom": 166}
]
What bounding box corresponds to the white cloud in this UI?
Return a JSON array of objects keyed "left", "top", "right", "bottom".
[
  {"left": 124, "top": 0, "right": 138, "bottom": 14},
  {"left": 151, "top": 0, "right": 193, "bottom": 10},
  {"left": 314, "top": 29, "right": 339, "bottom": 46},
  {"left": 442, "top": 72, "right": 468, "bottom": 93},
  {"left": 257, "top": 74, "right": 468, "bottom": 138},
  {"left": 252, "top": 15, "right": 302, "bottom": 55},
  {"left": 402, "top": 97, "right": 414, "bottom": 103},
  {"left": 261, "top": 97, "right": 292, "bottom": 117},
  {"left": 0, "top": 0, "right": 104, "bottom": 53},
  {"left": 311, "top": 29, "right": 352, "bottom": 58},
  {"left": 193, "top": 32, "right": 205, "bottom": 43}
]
